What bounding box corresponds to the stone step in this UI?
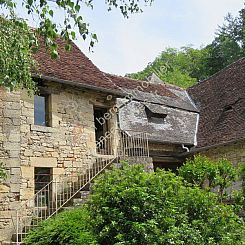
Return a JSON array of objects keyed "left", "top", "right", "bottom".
[
  {"left": 11, "top": 233, "right": 27, "bottom": 243},
  {"left": 2, "top": 241, "right": 12, "bottom": 245},
  {"left": 72, "top": 191, "right": 90, "bottom": 206}
]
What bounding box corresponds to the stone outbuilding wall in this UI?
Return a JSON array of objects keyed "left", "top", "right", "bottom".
[
  {"left": 197, "top": 140, "right": 245, "bottom": 167},
  {"left": 0, "top": 82, "right": 117, "bottom": 243},
  {"left": 0, "top": 88, "right": 22, "bottom": 243}
]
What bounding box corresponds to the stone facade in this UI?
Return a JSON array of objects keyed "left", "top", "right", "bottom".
[
  {"left": 197, "top": 140, "right": 245, "bottom": 167},
  {"left": 0, "top": 79, "right": 232, "bottom": 245},
  {"left": 0, "top": 89, "right": 21, "bottom": 243},
  {"left": 0, "top": 79, "right": 186, "bottom": 243},
  {"left": 0, "top": 79, "right": 242, "bottom": 244},
  {"left": 0, "top": 82, "right": 118, "bottom": 243}
]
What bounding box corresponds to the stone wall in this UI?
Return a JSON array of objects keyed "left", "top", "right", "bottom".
[
  {"left": 0, "top": 82, "right": 118, "bottom": 243},
  {"left": 0, "top": 88, "right": 21, "bottom": 243},
  {"left": 198, "top": 140, "right": 245, "bottom": 167}
]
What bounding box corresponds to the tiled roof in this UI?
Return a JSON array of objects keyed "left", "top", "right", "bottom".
[
  {"left": 33, "top": 38, "right": 175, "bottom": 98},
  {"left": 187, "top": 58, "right": 245, "bottom": 148}
]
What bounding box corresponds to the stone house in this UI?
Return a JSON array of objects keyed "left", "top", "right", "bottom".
[
  {"left": 0, "top": 38, "right": 198, "bottom": 244},
  {"left": 0, "top": 37, "right": 244, "bottom": 244}
]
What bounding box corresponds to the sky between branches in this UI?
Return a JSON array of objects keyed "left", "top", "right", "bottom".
[{"left": 10, "top": 0, "right": 245, "bottom": 75}]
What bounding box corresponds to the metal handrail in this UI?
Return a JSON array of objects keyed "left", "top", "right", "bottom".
[{"left": 13, "top": 129, "right": 149, "bottom": 244}]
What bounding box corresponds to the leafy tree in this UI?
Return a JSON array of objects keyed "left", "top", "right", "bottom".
[
  {"left": 0, "top": 0, "right": 154, "bottom": 92},
  {"left": 179, "top": 155, "right": 238, "bottom": 202},
  {"left": 178, "top": 155, "right": 217, "bottom": 189},
  {"left": 0, "top": 16, "right": 37, "bottom": 93},
  {"left": 215, "top": 159, "right": 238, "bottom": 201},
  {"left": 204, "top": 7, "right": 245, "bottom": 75},
  {"left": 237, "top": 163, "right": 245, "bottom": 210},
  {"left": 129, "top": 3, "right": 245, "bottom": 88},
  {"left": 127, "top": 46, "right": 209, "bottom": 88}
]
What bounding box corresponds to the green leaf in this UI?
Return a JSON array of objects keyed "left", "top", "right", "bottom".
[
  {"left": 50, "top": 49, "right": 59, "bottom": 59},
  {"left": 49, "top": 10, "right": 53, "bottom": 17},
  {"left": 92, "top": 33, "right": 97, "bottom": 41},
  {"left": 71, "top": 31, "right": 76, "bottom": 40},
  {"left": 27, "top": 0, "right": 33, "bottom": 6},
  {"left": 65, "top": 43, "right": 72, "bottom": 51},
  {"left": 75, "top": 4, "right": 80, "bottom": 12}
]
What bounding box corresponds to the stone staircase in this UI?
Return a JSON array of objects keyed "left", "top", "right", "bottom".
[
  {"left": 62, "top": 182, "right": 92, "bottom": 209},
  {"left": 9, "top": 130, "right": 150, "bottom": 244},
  {"left": 10, "top": 188, "right": 91, "bottom": 244}
]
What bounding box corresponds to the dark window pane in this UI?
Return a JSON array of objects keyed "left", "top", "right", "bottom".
[
  {"left": 34, "top": 168, "right": 52, "bottom": 207},
  {"left": 145, "top": 107, "right": 167, "bottom": 124},
  {"left": 34, "top": 167, "right": 52, "bottom": 191},
  {"left": 34, "top": 95, "right": 47, "bottom": 126}
]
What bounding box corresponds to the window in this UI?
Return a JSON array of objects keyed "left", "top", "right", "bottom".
[
  {"left": 34, "top": 167, "right": 52, "bottom": 193},
  {"left": 34, "top": 94, "right": 50, "bottom": 126},
  {"left": 34, "top": 167, "right": 52, "bottom": 207},
  {"left": 145, "top": 107, "right": 167, "bottom": 124}
]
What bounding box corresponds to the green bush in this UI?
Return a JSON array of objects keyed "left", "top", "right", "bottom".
[
  {"left": 215, "top": 159, "right": 238, "bottom": 200},
  {"left": 178, "top": 155, "right": 217, "bottom": 189},
  {"left": 238, "top": 163, "right": 245, "bottom": 210},
  {"left": 89, "top": 164, "right": 244, "bottom": 245},
  {"left": 178, "top": 155, "right": 238, "bottom": 201},
  {"left": 24, "top": 206, "right": 98, "bottom": 245}
]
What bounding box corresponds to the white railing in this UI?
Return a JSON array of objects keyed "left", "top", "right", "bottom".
[
  {"left": 118, "top": 130, "right": 149, "bottom": 158},
  {"left": 96, "top": 131, "right": 114, "bottom": 155},
  {"left": 96, "top": 129, "right": 149, "bottom": 158},
  {"left": 13, "top": 129, "right": 149, "bottom": 244}
]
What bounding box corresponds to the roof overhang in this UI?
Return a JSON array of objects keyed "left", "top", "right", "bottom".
[{"left": 33, "top": 73, "right": 126, "bottom": 97}]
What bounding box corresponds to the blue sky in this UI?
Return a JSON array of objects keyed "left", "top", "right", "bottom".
[{"left": 6, "top": 0, "right": 245, "bottom": 75}]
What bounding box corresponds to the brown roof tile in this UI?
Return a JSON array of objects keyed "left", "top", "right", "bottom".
[
  {"left": 33, "top": 38, "right": 175, "bottom": 98},
  {"left": 188, "top": 58, "right": 245, "bottom": 148}
]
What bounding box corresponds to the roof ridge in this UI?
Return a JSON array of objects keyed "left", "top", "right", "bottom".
[{"left": 189, "top": 56, "right": 245, "bottom": 89}]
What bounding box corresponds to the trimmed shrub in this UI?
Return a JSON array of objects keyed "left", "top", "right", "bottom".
[{"left": 24, "top": 206, "right": 97, "bottom": 245}]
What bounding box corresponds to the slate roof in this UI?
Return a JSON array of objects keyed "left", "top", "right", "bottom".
[
  {"left": 187, "top": 58, "right": 245, "bottom": 148},
  {"left": 118, "top": 98, "right": 198, "bottom": 145}
]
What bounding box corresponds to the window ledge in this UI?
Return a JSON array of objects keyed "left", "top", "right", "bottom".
[{"left": 30, "top": 125, "right": 57, "bottom": 133}]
